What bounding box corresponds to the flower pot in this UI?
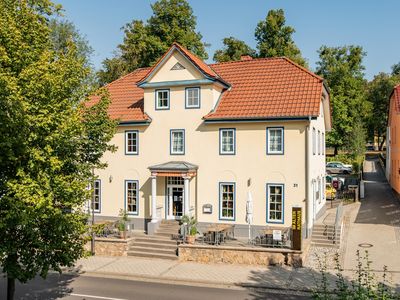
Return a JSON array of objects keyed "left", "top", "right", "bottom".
[
  {"left": 186, "top": 235, "right": 196, "bottom": 244},
  {"left": 120, "top": 230, "right": 126, "bottom": 239}
]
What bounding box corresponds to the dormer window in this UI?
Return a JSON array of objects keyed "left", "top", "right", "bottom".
[
  {"left": 185, "top": 87, "right": 200, "bottom": 108},
  {"left": 156, "top": 89, "right": 170, "bottom": 110}
]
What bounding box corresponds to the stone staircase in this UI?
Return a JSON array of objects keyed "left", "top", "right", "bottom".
[
  {"left": 311, "top": 223, "right": 341, "bottom": 248},
  {"left": 127, "top": 220, "right": 180, "bottom": 260}
]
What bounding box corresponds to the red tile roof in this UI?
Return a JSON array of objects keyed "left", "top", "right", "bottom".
[
  {"left": 90, "top": 45, "right": 326, "bottom": 123},
  {"left": 204, "top": 57, "right": 323, "bottom": 120},
  {"left": 87, "top": 68, "right": 151, "bottom": 122},
  {"left": 393, "top": 85, "right": 400, "bottom": 113}
]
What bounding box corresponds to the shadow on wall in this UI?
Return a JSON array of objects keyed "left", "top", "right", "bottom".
[
  {"left": 0, "top": 270, "right": 80, "bottom": 300},
  {"left": 355, "top": 156, "right": 400, "bottom": 226}
]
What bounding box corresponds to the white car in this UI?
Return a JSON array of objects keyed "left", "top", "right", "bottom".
[{"left": 326, "top": 161, "right": 352, "bottom": 174}]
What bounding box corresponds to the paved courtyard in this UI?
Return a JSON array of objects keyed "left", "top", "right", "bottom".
[{"left": 341, "top": 156, "right": 400, "bottom": 286}]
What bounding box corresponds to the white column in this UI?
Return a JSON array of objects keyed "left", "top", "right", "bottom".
[
  {"left": 151, "top": 175, "right": 157, "bottom": 222},
  {"left": 168, "top": 192, "right": 173, "bottom": 219},
  {"left": 183, "top": 176, "right": 190, "bottom": 216}
]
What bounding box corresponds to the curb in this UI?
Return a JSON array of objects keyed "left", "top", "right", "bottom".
[{"left": 61, "top": 269, "right": 314, "bottom": 294}]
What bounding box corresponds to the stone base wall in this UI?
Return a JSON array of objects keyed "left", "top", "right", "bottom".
[
  {"left": 179, "top": 244, "right": 303, "bottom": 266},
  {"left": 85, "top": 237, "right": 134, "bottom": 256}
]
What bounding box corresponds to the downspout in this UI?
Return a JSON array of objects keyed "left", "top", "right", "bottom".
[{"left": 305, "top": 117, "right": 311, "bottom": 238}]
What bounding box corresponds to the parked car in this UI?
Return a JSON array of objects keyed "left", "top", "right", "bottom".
[
  {"left": 326, "top": 161, "right": 352, "bottom": 174},
  {"left": 326, "top": 175, "right": 344, "bottom": 190},
  {"left": 325, "top": 183, "right": 336, "bottom": 200}
]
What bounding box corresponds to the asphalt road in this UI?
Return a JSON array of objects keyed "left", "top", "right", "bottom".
[{"left": 0, "top": 273, "right": 312, "bottom": 300}]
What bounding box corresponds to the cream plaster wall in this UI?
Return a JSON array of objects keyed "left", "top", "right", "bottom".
[
  {"left": 148, "top": 51, "right": 203, "bottom": 83},
  {"left": 94, "top": 50, "right": 328, "bottom": 233}
]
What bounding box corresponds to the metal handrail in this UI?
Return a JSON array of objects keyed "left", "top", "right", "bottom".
[{"left": 332, "top": 203, "right": 343, "bottom": 244}]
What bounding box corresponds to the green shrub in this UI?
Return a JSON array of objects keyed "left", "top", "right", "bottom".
[{"left": 313, "top": 250, "right": 399, "bottom": 299}]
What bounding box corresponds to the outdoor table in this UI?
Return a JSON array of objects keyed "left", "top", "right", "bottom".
[{"left": 206, "top": 225, "right": 233, "bottom": 245}]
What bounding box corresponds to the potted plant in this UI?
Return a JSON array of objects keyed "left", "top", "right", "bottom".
[
  {"left": 118, "top": 209, "right": 128, "bottom": 239},
  {"left": 181, "top": 215, "right": 197, "bottom": 244}
]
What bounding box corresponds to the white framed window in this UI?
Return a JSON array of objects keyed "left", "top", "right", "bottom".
[
  {"left": 312, "top": 128, "right": 316, "bottom": 155},
  {"left": 267, "top": 127, "right": 284, "bottom": 154},
  {"left": 317, "top": 177, "right": 321, "bottom": 203},
  {"left": 322, "top": 133, "right": 325, "bottom": 155},
  {"left": 155, "top": 89, "right": 169, "bottom": 110},
  {"left": 219, "top": 182, "right": 235, "bottom": 220},
  {"left": 92, "top": 180, "right": 101, "bottom": 213},
  {"left": 185, "top": 87, "right": 200, "bottom": 108},
  {"left": 125, "top": 180, "right": 138, "bottom": 214},
  {"left": 125, "top": 130, "right": 138, "bottom": 155},
  {"left": 267, "top": 184, "right": 284, "bottom": 223},
  {"left": 219, "top": 128, "right": 235, "bottom": 155},
  {"left": 318, "top": 130, "right": 321, "bottom": 155},
  {"left": 170, "top": 129, "right": 185, "bottom": 155}
]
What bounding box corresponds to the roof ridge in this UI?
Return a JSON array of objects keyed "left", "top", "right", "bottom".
[
  {"left": 281, "top": 57, "right": 323, "bottom": 81},
  {"left": 209, "top": 56, "right": 283, "bottom": 67}
]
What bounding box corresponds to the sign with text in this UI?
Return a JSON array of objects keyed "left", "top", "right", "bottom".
[
  {"left": 292, "top": 207, "right": 302, "bottom": 250},
  {"left": 272, "top": 230, "right": 282, "bottom": 241}
]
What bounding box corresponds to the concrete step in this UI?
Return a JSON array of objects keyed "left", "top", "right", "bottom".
[
  {"left": 161, "top": 220, "right": 180, "bottom": 225},
  {"left": 128, "top": 246, "right": 177, "bottom": 255},
  {"left": 157, "top": 226, "right": 180, "bottom": 230},
  {"left": 156, "top": 228, "right": 180, "bottom": 233},
  {"left": 134, "top": 237, "right": 177, "bottom": 245},
  {"left": 155, "top": 232, "right": 175, "bottom": 238},
  {"left": 127, "top": 250, "right": 178, "bottom": 260},
  {"left": 311, "top": 242, "right": 339, "bottom": 248},
  {"left": 311, "top": 238, "right": 339, "bottom": 244},
  {"left": 133, "top": 241, "right": 178, "bottom": 250},
  {"left": 312, "top": 232, "right": 341, "bottom": 238}
]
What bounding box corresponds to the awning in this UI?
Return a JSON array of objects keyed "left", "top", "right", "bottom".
[{"left": 148, "top": 161, "right": 198, "bottom": 177}]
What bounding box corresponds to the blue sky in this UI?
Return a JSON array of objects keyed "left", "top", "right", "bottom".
[{"left": 57, "top": 0, "right": 400, "bottom": 80}]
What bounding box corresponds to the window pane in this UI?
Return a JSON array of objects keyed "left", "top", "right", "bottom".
[
  {"left": 171, "top": 131, "right": 184, "bottom": 153},
  {"left": 268, "top": 185, "right": 283, "bottom": 221},
  {"left": 221, "top": 184, "right": 234, "bottom": 219}
]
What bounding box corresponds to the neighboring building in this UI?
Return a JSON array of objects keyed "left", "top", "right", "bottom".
[
  {"left": 88, "top": 43, "right": 331, "bottom": 241},
  {"left": 387, "top": 85, "right": 400, "bottom": 190}
]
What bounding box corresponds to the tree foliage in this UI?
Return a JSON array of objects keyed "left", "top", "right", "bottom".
[
  {"left": 316, "top": 45, "right": 368, "bottom": 154},
  {"left": 365, "top": 72, "right": 399, "bottom": 149},
  {"left": 97, "top": 0, "right": 208, "bottom": 85},
  {"left": 0, "top": 1, "right": 116, "bottom": 299},
  {"left": 213, "top": 37, "right": 256, "bottom": 63},
  {"left": 255, "top": 9, "right": 307, "bottom": 66}
]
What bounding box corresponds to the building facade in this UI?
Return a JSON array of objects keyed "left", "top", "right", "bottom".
[
  {"left": 89, "top": 43, "right": 331, "bottom": 239},
  {"left": 386, "top": 85, "right": 400, "bottom": 192}
]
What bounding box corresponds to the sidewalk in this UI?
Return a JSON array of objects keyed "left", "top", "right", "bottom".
[{"left": 69, "top": 255, "right": 320, "bottom": 292}]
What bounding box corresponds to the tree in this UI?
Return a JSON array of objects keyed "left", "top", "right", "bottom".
[
  {"left": 213, "top": 37, "right": 256, "bottom": 63},
  {"left": 392, "top": 62, "right": 400, "bottom": 76},
  {"left": 0, "top": 1, "right": 116, "bottom": 299},
  {"left": 316, "top": 45, "right": 368, "bottom": 155},
  {"left": 49, "top": 19, "right": 93, "bottom": 67},
  {"left": 365, "top": 73, "right": 399, "bottom": 150},
  {"left": 255, "top": 9, "right": 307, "bottom": 66},
  {"left": 97, "top": 0, "right": 208, "bottom": 85}
]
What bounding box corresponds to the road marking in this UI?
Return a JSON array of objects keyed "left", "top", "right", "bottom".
[{"left": 70, "top": 293, "right": 128, "bottom": 300}]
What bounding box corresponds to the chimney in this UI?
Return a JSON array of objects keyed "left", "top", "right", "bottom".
[{"left": 240, "top": 55, "right": 253, "bottom": 61}]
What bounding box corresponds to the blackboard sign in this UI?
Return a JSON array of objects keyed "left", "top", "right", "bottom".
[{"left": 292, "top": 207, "right": 302, "bottom": 250}]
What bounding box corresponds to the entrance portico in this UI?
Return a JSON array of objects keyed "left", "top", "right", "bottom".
[{"left": 148, "top": 161, "right": 198, "bottom": 226}]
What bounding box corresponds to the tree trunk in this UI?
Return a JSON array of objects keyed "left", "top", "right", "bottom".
[
  {"left": 7, "top": 276, "right": 15, "bottom": 300},
  {"left": 334, "top": 145, "right": 338, "bottom": 156},
  {"left": 379, "top": 136, "right": 386, "bottom": 151}
]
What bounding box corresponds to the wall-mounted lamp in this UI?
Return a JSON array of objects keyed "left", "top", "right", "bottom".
[{"left": 109, "top": 175, "right": 113, "bottom": 183}]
